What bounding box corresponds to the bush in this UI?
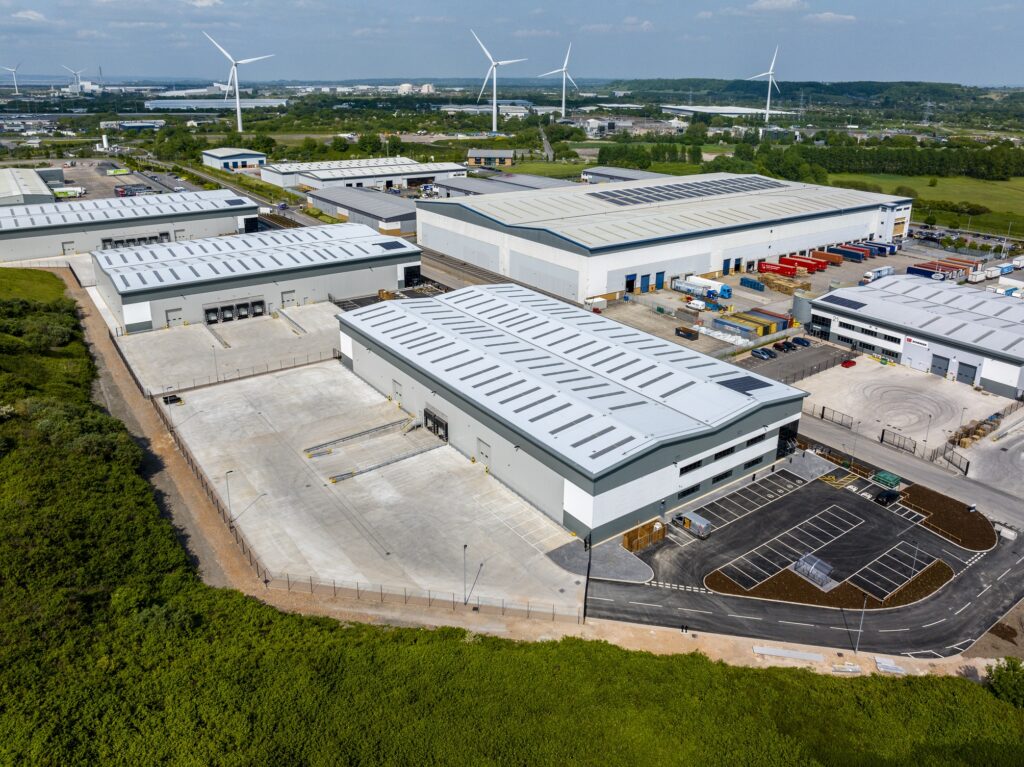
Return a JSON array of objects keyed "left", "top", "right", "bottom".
[
  {"left": 988, "top": 658, "right": 1024, "bottom": 708},
  {"left": 893, "top": 185, "right": 919, "bottom": 199},
  {"left": 929, "top": 177, "right": 938, "bottom": 186},
  {"left": 925, "top": 215, "right": 937, "bottom": 226}
]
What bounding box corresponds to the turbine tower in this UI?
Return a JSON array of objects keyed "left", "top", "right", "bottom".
[
  {"left": 539, "top": 43, "right": 578, "bottom": 119},
  {"left": 2, "top": 63, "right": 21, "bottom": 96},
  {"left": 62, "top": 65, "right": 85, "bottom": 93},
  {"left": 471, "top": 30, "right": 525, "bottom": 134},
  {"left": 203, "top": 31, "right": 274, "bottom": 133},
  {"left": 747, "top": 46, "right": 780, "bottom": 125}
]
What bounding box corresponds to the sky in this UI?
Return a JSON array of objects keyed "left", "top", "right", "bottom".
[{"left": 0, "top": 0, "right": 1020, "bottom": 86}]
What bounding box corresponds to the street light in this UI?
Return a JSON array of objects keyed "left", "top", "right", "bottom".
[
  {"left": 463, "top": 544, "right": 468, "bottom": 605},
  {"left": 923, "top": 413, "right": 933, "bottom": 449},
  {"left": 855, "top": 593, "right": 867, "bottom": 654},
  {"left": 225, "top": 469, "right": 235, "bottom": 519},
  {"left": 229, "top": 492, "right": 266, "bottom": 529},
  {"left": 958, "top": 406, "right": 968, "bottom": 434}
]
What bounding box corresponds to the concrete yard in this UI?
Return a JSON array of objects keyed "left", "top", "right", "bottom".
[
  {"left": 798, "top": 357, "right": 1012, "bottom": 446},
  {"left": 600, "top": 300, "right": 731, "bottom": 356},
  {"left": 116, "top": 302, "right": 342, "bottom": 394},
  {"left": 965, "top": 407, "right": 1024, "bottom": 496},
  {"left": 163, "top": 361, "right": 582, "bottom": 609}
]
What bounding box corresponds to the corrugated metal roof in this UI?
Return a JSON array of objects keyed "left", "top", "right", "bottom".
[
  {"left": 419, "top": 173, "right": 910, "bottom": 252},
  {"left": 0, "top": 189, "right": 256, "bottom": 233},
  {"left": 811, "top": 275, "right": 1024, "bottom": 363},
  {"left": 339, "top": 283, "right": 803, "bottom": 476},
  {"left": 488, "top": 173, "right": 575, "bottom": 190},
  {"left": 264, "top": 157, "right": 417, "bottom": 174},
  {"left": 306, "top": 187, "right": 416, "bottom": 220},
  {"left": 583, "top": 166, "right": 671, "bottom": 181},
  {"left": 432, "top": 176, "right": 510, "bottom": 195},
  {"left": 202, "top": 147, "right": 267, "bottom": 159},
  {"left": 94, "top": 223, "right": 420, "bottom": 295},
  {"left": 298, "top": 161, "right": 465, "bottom": 182},
  {"left": 468, "top": 148, "right": 515, "bottom": 158},
  {"left": 0, "top": 167, "right": 53, "bottom": 200}
]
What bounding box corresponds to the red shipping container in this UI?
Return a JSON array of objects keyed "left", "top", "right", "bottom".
[{"left": 758, "top": 262, "right": 798, "bottom": 277}]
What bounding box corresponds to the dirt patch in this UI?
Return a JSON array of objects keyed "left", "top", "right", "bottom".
[
  {"left": 902, "top": 484, "right": 997, "bottom": 551},
  {"left": 967, "top": 599, "right": 1024, "bottom": 660},
  {"left": 990, "top": 622, "right": 1019, "bottom": 644},
  {"left": 705, "top": 559, "right": 954, "bottom": 609}
]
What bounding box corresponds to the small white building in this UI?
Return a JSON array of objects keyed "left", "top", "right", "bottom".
[{"left": 201, "top": 147, "right": 268, "bottom": 171}]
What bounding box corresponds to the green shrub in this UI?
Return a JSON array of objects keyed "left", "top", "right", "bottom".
[{"left": 988, "top": 658, "right": 1024, "bottom": 708}]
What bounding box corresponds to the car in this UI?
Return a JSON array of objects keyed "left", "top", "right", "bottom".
[
  {"left": 772, "top": 342, "right": 789, "bottom": 353},
  {"left": 761, "top": 347, "right": 778, "bottom": 359},
  {"left": 781, "top": 341, "right": 798, "bottom": 352},
  {"left": 750, "top": 348, "right": 771, "bottom": 360},
  {"left": 172, "top": 186, "right": 186, "bottom": 192},
  {"left": 874, "top": 489, "right": 901, "bottom": 507},
  {"left": 792, "top": 337, "right": 811, "bottom": 347},
  {"left": 840, "top": 359, "right": 857, "bottom": 368}
]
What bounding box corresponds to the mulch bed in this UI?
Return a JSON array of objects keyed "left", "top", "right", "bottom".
[
  {"left": 901, "top": 485, "right": 997, "bottom": 551},
  {"left": 705, "top": 559, "right": 954, "bottom": 610},
  {"left": 990, "top": 623, "right": 1020, "bottom": 645}
]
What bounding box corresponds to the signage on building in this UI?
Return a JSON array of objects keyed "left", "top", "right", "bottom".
[{"left": 905, "top": 336, "right": 928, "bottom": 349}]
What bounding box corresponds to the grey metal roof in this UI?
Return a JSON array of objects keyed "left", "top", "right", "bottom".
[
  {"left": 0, "top": 168, "right": 53, "bottom": 200},
  {"left": 431, "top": 176, "right": 511, "bottom": 195},
  {"left": 811, "top": 275, "right": 1024, "bottom": 364},
  {"left": 488, "top": 173, "right": 575, "bottom": 190},
  {"left": 583, "top": 166, "right": 670, "bottom": 181},
  {"left": 202, "top": 147, "right": 267, "bottom": 159},
  {"left": 418, "top": 173, "right": 911, "bottom": 253},
  {"left": 298, "top": 161, "right": 465, "bottom": 182},
  {"left": 339, "top": 283, "right": 803, "bottom": 477},
  {"left": 306, "top": 187, "right": 416, "bottom": 220},
  {"left": 0, "top": 189, "right": 256, "bottom": 234},
  {"left": 94, "top": 223, "right": 420, "bottom": 296},
  {"left": 264, "top": 157, "right": 417, "bottom": 174},
  {"left": 468, "top": 148, "right": 515, "bottom": 158}
]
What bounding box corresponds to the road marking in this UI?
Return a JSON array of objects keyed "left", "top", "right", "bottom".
[
  {"left": 997, "top": 568, "right": 1011, "bottom": 581},
  {"left": 977, "top": 585, "right": 991, "bottom": 597},
  {"left": 830, "top": 626, "right": 862, "bottom": 632},
  {"left": 878, "top": 628, "right": 909, "bottom": 633},
  {"left": 778, "top": 620, "right": 814, "bottom": 627},
  {"left": 587, "top": 596, "right": 613, "bottom": 602},
  {"left": 728, "top": 614, "right": 763, "bottom": 621},
  {"left": 954, "top": 601, "right": 971, "bottom": 615},
  {"left": 678, "top": 607, "right": 712, "bottom": 614},
  {"left": 922, "top": 619, "right": 946, "bottom": 628},
  {"left": 628, "top": 601, "right": 660, "bottom": 608},
  {"left": 1017, "top": 555, "right": 1024, "bottom": 565},
  {"left": 941, "top": 547, "right": 970, "bottom": 565}
]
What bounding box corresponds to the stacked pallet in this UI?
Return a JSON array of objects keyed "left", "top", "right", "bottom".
[{"left": 759, "top": 274, "right": 812, "bottom": 295}]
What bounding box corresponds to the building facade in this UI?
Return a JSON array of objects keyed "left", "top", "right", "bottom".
[
  {"left": 201, "top": 148, "right": 268, "bottom": 170},
  {"left": 305, "top": 187, "right": 416, "bottom": 236},
  {"left": 467, "top": 148, "right": 515, "bottom": 167},
  {"left": 338, "top": 283, "right": 805, "bottom": 541},
  {"left": 0, "top": 168, "right": 55, "bottom": 206}
]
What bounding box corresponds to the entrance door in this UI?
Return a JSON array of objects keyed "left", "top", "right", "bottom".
[
  {"left": 930, "top": 354, "right": 950, "bottom": 378},
  {"left": 280, "top": 290, "right": 296, "bottom": 307},
  {"left": 624, "top": 274, "right": 637, "bottom": 293},
  {"left": 424, "top": 409, "right": 448, "bottom": 442},
  {"left": 476, "top": 438, "right": 491, "bottom": 467},
  {"left": 403, "top": 265, "right": 422, "bottom": 287},
  {"left": 655, "top": 271, "right": 665, "bottom": 290},
  {"left": 956, "top": 362, "right": 977, "bottom": 385},
  {"left": 640, "top": 274, "right": 651, "bottom": 293},
  {"left": 62, "top": 241, "right": 75, "bottom": 255},
  {"left": 392, "top": 379, "right": 403, "bottom": 405},
  {"left": 165, "top": 308, "right": 183, "bottom": 327}
]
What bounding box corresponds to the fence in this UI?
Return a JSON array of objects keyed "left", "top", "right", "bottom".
[
  {"left": 819, "top": 406, "right": 854, "bottom": 429},
  {"left": 880, "top": 428, "right": 917, "bottom": 456},
  {"left": 772, "top": 349, "right": 857, "bottom": 385},
  {"left": 928, "top": 442, "right": 971, "bottom": 476}
]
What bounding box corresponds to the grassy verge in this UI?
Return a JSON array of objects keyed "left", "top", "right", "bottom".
[
  {"left": 1, "top": 269, "right": 1023, "bottom": 764},
  {"left": 501, "top": 161, "right": 588, "bottom": 178}
]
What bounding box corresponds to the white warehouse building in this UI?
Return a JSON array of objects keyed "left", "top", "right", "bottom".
[
  {"left": 416, "top": 173, "right": 912, "bottom": 303},
  {"left": 808, "top": 275, "right": 1024, "bottom": 399},
  {"left": 338, "top": 283, "right": 805, "bottom": 541},
  {"left": 93, "top": 224, "right": 421, "bottom": 334},
  {"left": 0, "top": 189, "right": 258, "bottom": 263},
  {"left": 261, "top": 157, "right": 419, "bottom": 188},
  {"left": 261, "top": 156, "right": 466, "bottom": 191}
]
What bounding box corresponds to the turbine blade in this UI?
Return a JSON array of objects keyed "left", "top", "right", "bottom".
[
  {"left": 773, "top": 77, "right": 781, "bottom": 94},
  {"left": 770, "top": 45, "right": 778, "bottom": 72},
  {"left": 62, "top": 64, "right": 75, "bottom": 74},
  {"left": 237, "top": 54, "right": 274, "bottom": 65},
  {"left": 203, "top": 31, "right": 234, "bottom": 63},
  {"left": 566, "top": 71, "right": 579, "bottom": 91},
  {"left": 563, "top": 42, "right": 572, "bottom": 69},
  {"left": 538, "top": 68, "right": 562, "bottom": 77},
  {"left": 470, "top": 29, "right": 494, "bottom": 63},
  {"left": 477, "top": 66, "right": 493, "bottom": 102},
  {"left": 748, "top": 72, "right": 770, "bottom": 80},
  {"left": 497, "top": 58, "right": 526, "bottom": 66}
]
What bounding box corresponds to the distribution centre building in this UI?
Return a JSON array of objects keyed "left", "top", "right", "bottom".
[
  {"left": 808, "top": 275, "right": 1024, "bottom": 398},
  {"left": 201, "top": 147, "right": 268, "bottom": 170},
  {"left": 432, "top": 173, "right": 575, "bottom": 198},
  {"left": 337, "top": 283, "right": 805, "bottom": 540},
  {"left": 93, "top": 223, "right": 421, "bottom": 333},
  {"left": 295, "top": 161, "right": 467, "bottom": 191},
  {"left": 305, "top": 187, "right": 417, "bottom": 236},
  {"left": 416, "top": 172, "right": 912, "bottom": 303},
  {"left": 0, "top": 167, "right": 55, "bottom": 206},
  {"left": 261, "top": 157, "right": 420, "bottom": 188},
  {"left": 0, "top": 189, "right": 258, "bottom": 263}
]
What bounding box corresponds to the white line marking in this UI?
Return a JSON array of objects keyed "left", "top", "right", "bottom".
[
  {"left": 728, "top": 614, "right": 763, "bottom": 621},
  {"left": 997, "top": 568, "right": 1011, "bottom": 581},
  {"left": 922, "top": 618, "right": 946, "bottom": 628},
  {"left": 954, "top": 601, "right": 971, "bottom": 615},
  {"left": 878, "top": 628, "right": 909, "bottom": 633},
  {"left": 678, "top": 607, "right": 712, "bottom": 614},
  {"left": 830, "top": 626, "right": 862, "bottom": 632},
  {"left": 977, "top": 585, "right": 991, "bottom": 597},
  {"left": 1016, "top": 555, "right": 1024, "bottom": 565},
  {"left": 628, "top": 601, "right": 660, "bottom": 608},
  {"left": 778, "top": 620, "right": 814, "bottom": 627},
  {"left": 587, "top": 596, "right": 613, "bottom": 602},
  {"left": 942, "top": 547, "right": 970, "bottom": 565}
]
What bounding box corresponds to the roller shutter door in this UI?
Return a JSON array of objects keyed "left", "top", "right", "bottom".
[
  {"left": 956, "top": 362, "right": 977, "bottom": 385},
  {"left": 930, "top": 354, "right": 949, "bottom": 377}
]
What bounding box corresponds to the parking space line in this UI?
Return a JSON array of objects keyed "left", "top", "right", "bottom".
[
  {"left": 628, "top": 601, "right": 660, "bottom": 608},
  {"left": 878, "top": 628, "right": 909, "bottom": 633},
  {"left": 778, "top": 620, "right": 815, "bottom": 627},
  {"left": 727, "top": 614, "right": 762, "bottom": 621},
  {"left": 678, "top": 607, "right": 712, "bottom": 614},
  {"left": 941, "top": 548, "right": 970, "bottom": 565},
  {"left": 977, "top": 585, "right": 991, "bottom": 597},
  {"left": 830, "top": 626, "right": 862, "bottom": 632},
  {"left": 587, "top": 596, "right": 613, "bottom": 601},
  {"left": 954, "top": 601, "right": 971, "bottom": 615},
  {"left": 997, "top": 568, "right": 1011, "bottom": 581},
  {"left": 922, "top": 618, "right": 946, "bottom": 628}
]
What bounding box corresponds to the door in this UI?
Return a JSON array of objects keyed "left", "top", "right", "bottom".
[
  {"left": 62, "top": 241, "right": 75, "bottom": 255},
  {"left": 655, "top": 271, "right": 665, "bottom": 290},
  {"left": 164, "top": 308, "right": 183, "bottom": 327},
  {"left": 930, "top": 354, "right": 950, "bottom": 378},
  {"left": 624, "top": 274, "right": 637, "bottom": 293},
  {"left": 424, "top": 409, "right": 448, "bottom": 442},
  {"left": 640, "top": 274, "right": 651, "bottom": 293},
  {"left": 733, "top": 258, "right": 742, "bottom": 272},
  {"left": 956, "top": 362, "right": 977, "bottom": 385},
  {"left": 476, "top": 438, "right": 491, "bottom": 467},
  {"left": 722, "top": 259, "right": 731, "bottom": 275},
  {"left": 280, "top": 290, "right": 296, "bottom": 307},
  {"left": 392, "top": 379, "right": 403, "bottom": 404}
]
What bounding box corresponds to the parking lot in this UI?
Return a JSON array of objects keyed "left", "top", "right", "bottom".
[
  {"left": 679, "top": 468, "right": 806, "bottom": 535},
  {"left": 735, "top": 338, "right": 853, "bottom": 384}
]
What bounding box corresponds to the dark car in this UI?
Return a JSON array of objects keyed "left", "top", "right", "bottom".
[
  {"left": 761, "top": 347, "right": 778, "bottom": 359},
  {"left": 782, "top": 341, "right": 798, "bottom": 352},
  {"left": 792, "top": 337, "right": 811, "bottom": 347},
  {"left": 751, "top": 348, "right": 771, "bottom": 360},
  {"left": 874, "top": 489, "right": 901, "bottom": 507},
  {"left": 772, "top": 342, "right": 788, "bottom": 352}
]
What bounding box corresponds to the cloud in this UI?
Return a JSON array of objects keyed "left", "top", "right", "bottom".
[
  {"left": 623, "top": 16, "right": 655, "bottom": 31},
  {"left": 748, "top": 0, "right": 806, "bottom": 9},
  {"left": 350, "top": 26, "right": 388, "bottom": 38},
  {"left": 696, "top": 10, "right": 714, "bottom": 19},
  {"left": 12, "top": 9, "right": 45, "bottom": 21},
  {"left": 182, "top": 0, "right": 222, "bottom": 7},
  {"left": 410, "top": 15, "right": 454, "bottom": 24},
  {"left": 581, "top": 16, "right": 653, "bottom": 34},
  {"left": 804, "top": 11, "right": 856, "bottom": 23},
  {"left": 513, "top": 28, "right": 559, "bottom": 38}
]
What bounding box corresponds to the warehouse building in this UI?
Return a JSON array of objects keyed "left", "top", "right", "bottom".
[
  {"left": 0, "top": 168, "right": 55, "bottom": 206},
  {"left": 467, "top": 148, "right": 515, "bottom": 167},
  {"left": 432, "top": 173, "right": 574, "bottom": 198},
  {"left": 581, "top": 166, "right": 670, "bottom": 183},
  {"left": 0, "top": 189, "right": 258, "bottom": 264},
  {"left": 305, "top": 187, "right": 416, "bottom": 236},
  {"left": 201, "top": 147, "right": 268, "bottom": 170},
  {"left": 295, "top": 161, "right": 467, "bottom": 192},
  {"left": 93, "top": 224, "right": 421, "bottom": 333},
  {"left": 808, "top": 275, "right": 1024, "bottom": 398},
  {"left": 417, "top": 173, "right": 912, "bottom": 303},
  {"left": 337, "top": 283, "right": 805, "bottom": 540},
  {"left": 261, "top": 157, "right": 420, "bottom": 188}
]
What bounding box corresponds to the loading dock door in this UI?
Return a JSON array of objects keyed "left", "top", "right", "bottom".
[
  {"left": 280, "top": 290, "right": 296, "bottom": 307},
  {"left": 165, "top": 308, "right": 183, "bottom": 327},
  {"left": 62, "top": 241, "right": 76, "bottom": 255},
  {"left": 640, "top": 274, "right": 650, "bottom": 293},
  {"left": 424, "top": 409, "right": 448, "bottom": 442},
  {"left": 930, "top": 354, "right": 950, "bottom": 378},
  {"left": 956, "top": 362, "right": 978, "bottom": 385},
  {"left": 722, "top": 259, "right": 730, "bottom": 276},
  {"left": 655, "top": 271, "right": 665, "bottom": 290},
  {"left": 624, "top": 273, "right": 636, "bottom": 293}
]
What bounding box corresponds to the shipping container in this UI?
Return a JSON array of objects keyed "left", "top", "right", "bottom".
[
  {"left": 867, "top": 240, "right": 897, "bottom": 255},
  {"left": 967, "top": 271, "right": 986, "bottom": 283},
  {"left": 1012, "top": 257, "right": 1024, "bottom": 269},
  {"left": 1000, "top": 263, "right": 1015, "bottom": 275},
  {"left": 734, "top": 313, "right": 777, "bottom": 334},
  {"left": 842, "top": 243, "right": 874, "bottom": 258},
  {"left": 827, "top": 247, "right": 865, "bottom": 263},
  {"left": 855, "top": 242, "right": 886, "bottom": 257},
  {"left": 810, "top": 250, "right": 845, "bottom": 266},
  {"left": 739, "top": 276, "right": 765, "bottom": 292},
  {"left": 985, "top": 266, "right": 1002, "bottom": 279},
  {"left": 907, "top": 265, "right": 950, "bottom": 280},
  {"left": 779, "top": 256, "right": 817, "bottom": 274},
  {"left": 745, "top": 309, "right": 791, "bottom": 330},
  {"left": 758, "top": 262, "right": 798, "bottom": 277},
  {"left": 713, "top": 316, "right": 760, "bottom": 336},
  {"left": 781, "top": 256, "right": 825, "bottom": 273}
]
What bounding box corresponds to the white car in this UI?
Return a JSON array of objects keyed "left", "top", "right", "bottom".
[{"left": 172, "top": 186, "right": 186, "bottom": 192}]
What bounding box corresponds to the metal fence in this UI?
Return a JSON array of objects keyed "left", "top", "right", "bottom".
[
  {"left": 928, "top": 442, "right": 971, "bottom": 476},
  {"left": 819, "top": 406, "right": 854, "bottom": 429},
  {"left": 880, "top": 428, "right": 918, "bottom": 456},
  {"left": 772, "top": 350, "right": 857, "bottom": 385}
]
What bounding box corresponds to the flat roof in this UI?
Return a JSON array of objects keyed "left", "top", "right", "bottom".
[
  {"left": 583, "top": 166, "right": 670, "bottom": 181},
  {"left": 94, "top": 223, "right": 420, "bottom": 296},
  {"left": 0, "top": 189, "right": 257, "bottom": 235},
  {"left": 144, "top": 99, "right": 287, "bottom": 109},
  {"left": 469, "top": 148, "right": 515, "bottom": 158},
  {"left": 339, "top": 283, "right": 803, "bottom": 478},
  {"left": 0, "top": 167, "right": 53, "bottom": 200},
  {"left": 202, "top": 147, "right": 267, "bottom": 159},
  {"left": 264, "top": 157, "right": 417, "bottom": 174},
  {"left": 298, "top": 161, "right": 465, "bottom": 182},
  {"left": 431, "top": 174, "right": 573, "bottom": 196},
  {"left": 661, "top": 104, "right": 795, "bottom": 117},
  {"left": 811, "top": 275, "right": 1024, "bottom": 364},
  {"left": 488, "top": 173, "right": 575, "bottom": 190},
  {"left": 306, "top": 187, "right": 416, "bottom": 220},
  {"left": 417, "top": 173, "right": 911, "bottom": 254}
]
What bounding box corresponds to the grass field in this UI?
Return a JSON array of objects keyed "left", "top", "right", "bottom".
[
  {"left": 504, "top": 161, "right": 589, "bottom": 178},
  {"left": 0, "top": 268, "right": 68, "bottom": 300}
]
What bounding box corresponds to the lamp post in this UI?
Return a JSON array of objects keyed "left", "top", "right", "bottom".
[
  {"left": 855, "top": 593, "right": 867, "bottom": 654},
  {"left": 212, "top": 344, "right": 219, "bottom": 382},
  {"left": 229, "top": 492, "right": 266, "bottom": 530},
  {"left": 225, "top": 469, "right": 234, "bottom": 519},
  {"left": 958, "top": 406, "right": 968, "bottom": 434},
  {"left": 463, "top": 544, "right": 468, "bottom": 605},
  {"left": 924, "top": 413, "right": 933, "bottom": 452}
]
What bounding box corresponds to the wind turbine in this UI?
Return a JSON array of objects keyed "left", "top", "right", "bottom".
[
  {"left": 62, "top": 65, "right": 85, "bottom": 92},
  {"left": 2, "top": 63, "right": 21, "bottom": 96},
  {"left": 471, "top": 30, "right": 525, "bottom": 134},
  {"left": 747, "top": 46, "right": 780, "bottom": 124},
  {"left": 202, "top": 31, "right": 273, "bottom": 133},
  {"left": 539, "top": 43, "right": 578, "bottom": 119}
]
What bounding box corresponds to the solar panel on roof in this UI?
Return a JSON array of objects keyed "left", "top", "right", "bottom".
[
  {"left": 819, "top": 294, "right": 866, "bottom": 311},
  {"left": 717, "top": 376, "right": 772, "bottom": 395}
]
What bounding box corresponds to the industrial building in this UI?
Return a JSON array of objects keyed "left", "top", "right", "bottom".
[
  {"left": 305, "top": 187, "right": 416, "bottom": 236},
  {"left": 144, "top": 98, "right": 288, "bottom": 110},
  {"left": 807, "top": 275, "right": 1024, "bottom": 398},
  {"left": 93, "top": 224, "right": 421, "bottom": 333},
  {"left": 416, "top": 173, "right": 912, "bottom": 303},
  {"left": 466, "top": 148, "right": 515, "bottom": 167},
  {"left": 660, "top": 104, "right": 795, "bottom": 118},
  {"left": 432, "top": 173, "right": 574, "bottom": 198},
  {"left": 0, "top": 168, "right": 55, "bottom": 206},
  {"left": 260, "top": 157, "right": 419, "bottom": 188},
  {"left": 581, "top": 166, "right": 670, "bottom": 183},
  {"left": 337, "top": 283, "right": 804, "bottom": 540},
  {"left": 295, "top": 161, "right": 467, "bottom": 192},
  {"left": 0, "top": 189, "right": 258, "bottom": 264},
  {"left": 201, "top": 147, "right": 268, "bottom": 170}
]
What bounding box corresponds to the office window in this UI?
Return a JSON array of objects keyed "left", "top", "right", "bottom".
[
  {"left": 838, "top": 321, "right": 856, "bottom": 331},
  {"left": 744, "top": 457, "right": 763, "bottom": 469},
  {"left": 859, "top": 341, "right": 876, "bottom": 352},
  {"left": 882, "top": 333, "right": 900, "bottom": 344},
  {"left": 677, "top": 484, "right": 701, "bottom": 500},
  {"left": 679, "top": 460, "right": 701, "bottom": 476},
  {"left": 712, "top": 470, "right": 733, "bottom": 484},
  {"left": 837, "top": 335, "right": 854, "bottom": 345},
  {"left": 746, "top": 434, "right": 765, "bottom": 447},
  {"left": 714, "top": 446, "right": 735, "bottom": 460}
]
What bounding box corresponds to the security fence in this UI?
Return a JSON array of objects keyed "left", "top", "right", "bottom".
[
  {"left": 801, "top": 401, "right": 855, "bottom": 430},
  {"left": 928, "top": 442, "right": 971, "bottom": 476},
  {"left": 880, "top": 428, "right": 918, "bottom": 456}
]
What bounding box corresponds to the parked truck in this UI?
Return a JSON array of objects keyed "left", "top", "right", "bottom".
[
  {"left": 827, "top": 246, "right": 865, "bottom": 263},
  {"left": 784, "top": 255, "right": 828, "bottom": 272},
  {"left": 681, "top": 275, "right": 732, "bottom": 299},
  {"left": 758, "top": 261, "right": 798, "bottom": 277},
  {"left": 907, "top": 265, "right": 953, "bottom": 281},
  {"left": 862, "top": 266, "right": 895, "bottom": 283}
]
